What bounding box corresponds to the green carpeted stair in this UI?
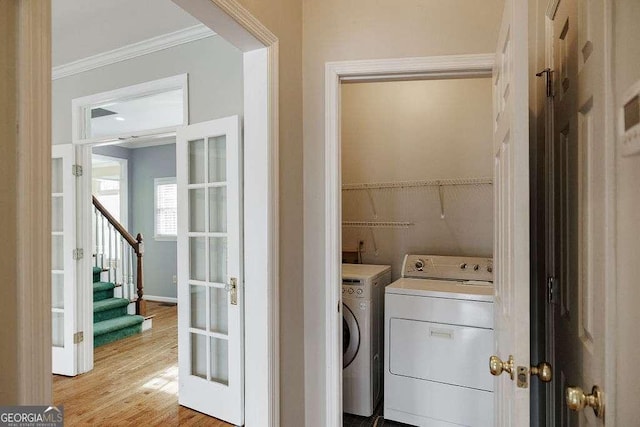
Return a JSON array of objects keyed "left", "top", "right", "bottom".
[{"left": 93, "top": 266, "right": 144, "bottom": 347}]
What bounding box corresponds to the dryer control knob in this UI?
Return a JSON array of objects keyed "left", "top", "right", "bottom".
[
  {"left": 473, "top": 264, "right": 480, "bottom": 271},
  {"left": 487, "top": 265, "right": 493, "bottom": 273},
  {"left": 356, "top": 289, "right": 363, "bottom": 295},
  {"left": 414, "top": 259, "right": 425, "bottom": 271},
  {"left": 460, "top": 263, "right": 467, "bottom": 270},
  {"left": 348, "top": 288, "right": 354, "bottom": 294}
]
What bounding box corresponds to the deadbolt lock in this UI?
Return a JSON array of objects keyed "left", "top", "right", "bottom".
[{"left": 489, "top": 355, "right": 515, "bottom": 380}]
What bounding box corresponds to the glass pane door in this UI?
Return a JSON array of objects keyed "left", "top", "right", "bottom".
[
  {"left": 51, "top": 144, "right": 77, "bottom": 376},
  {"left": 187, "top": 135, "right": 229, "bottom": 385},
  {"left": 177, "top": 116, "right": 243, "bottom": 425}
]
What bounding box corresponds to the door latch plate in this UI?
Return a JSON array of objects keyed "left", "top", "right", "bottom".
[{"left": 517, "top": 366, "right": 529, "bottom": 388}]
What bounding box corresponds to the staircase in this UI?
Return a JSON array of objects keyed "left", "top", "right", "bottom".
[
  {"left": 93, "top": 266, "right": 144, "bottom": 347},
  {"left": 92, "top": 196, "right": 148, "bottom": 347}
]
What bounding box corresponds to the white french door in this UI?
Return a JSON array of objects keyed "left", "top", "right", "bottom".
[
  {"left": 51, "top": 144, "right": 78, "bottom": 376},
  {"left": 177, "top": 116, "right": 244, "bottom": 425},
  {"left": 491, "top": 0, "right": 531, "bottom": 424}
]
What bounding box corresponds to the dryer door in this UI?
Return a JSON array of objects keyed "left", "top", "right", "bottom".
[{"left": 343, "top": 303, "right": 360, "bottom": 368}]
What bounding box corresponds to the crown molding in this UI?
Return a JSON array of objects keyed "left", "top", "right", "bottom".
[{"left": 52, "top": 24, "right": 216, "bottom": 80}]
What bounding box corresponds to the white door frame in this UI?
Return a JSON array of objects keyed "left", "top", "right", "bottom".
[
  {"left": 324, "top": 54, "right": 495, "bottom": 424},
  {"left": 66, "top": 1, "right": 280, "bottom": 425}
]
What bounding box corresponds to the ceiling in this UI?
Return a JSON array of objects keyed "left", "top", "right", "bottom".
[{"left": 52, "top": 0, "right": 201, "bottom": 67}]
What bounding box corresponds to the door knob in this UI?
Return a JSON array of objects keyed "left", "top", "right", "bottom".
[
  {"left": 489, "top": 355, "right": 514, "bottom": 380},
  {"left": 566, "top": 385, "right": 604, "bottom": 418},
  {"left": 530, "top": 362, "right": 552, "bottom": 382}
]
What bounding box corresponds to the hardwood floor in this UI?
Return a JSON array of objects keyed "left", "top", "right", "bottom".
[{"left": 53, "top": 302, "right": 232, "bottom": 426}]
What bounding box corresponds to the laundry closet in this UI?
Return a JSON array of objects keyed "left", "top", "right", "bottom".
[{"left": 340, "top": 77, "right": 495, "bottom": 426}]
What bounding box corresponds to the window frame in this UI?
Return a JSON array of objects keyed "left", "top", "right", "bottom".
[
  {"left": 154, "top": 176, "right": 178, "bottom": 241},
  {"left": 71, "top": 74, "right": 189, "bottom": 146}
]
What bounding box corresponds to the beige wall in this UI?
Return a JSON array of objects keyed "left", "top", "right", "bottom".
[
  {"left": 232, "top": 1, "right": 305, "bottom": 425},
  {"left": 303, "top": 1, "right": 504, "bottom": 424},
  {"left": 614, "top": 0, "right": 640, "bottom": 424},
  {"left": 341, "top": 79, "right": 494, "bottom": 279}
]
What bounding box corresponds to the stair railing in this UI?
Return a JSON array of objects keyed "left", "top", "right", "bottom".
[{"left": 92, "top": 196, "right": 146, "bottom": 316}]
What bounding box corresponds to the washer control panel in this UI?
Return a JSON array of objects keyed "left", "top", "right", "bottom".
[{"left": 342, "top": 278, "right": 370, "bottom": 299}]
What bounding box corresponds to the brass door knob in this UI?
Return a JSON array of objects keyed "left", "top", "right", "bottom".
[
  {"left": 566, "top": 385, "right": 604, "bottom": 418},
  {"left": 530, "top": 362, "right": 552, "bottom": 382},
  {"left": 489, "top": 355, "right": 514, "bottom": 380}
]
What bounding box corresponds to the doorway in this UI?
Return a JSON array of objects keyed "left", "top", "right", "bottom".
[
  {"left": 340, "top": 76, "right": 495, "bottom": 426},
  {"left": 324, "top": 54, "right": 495, "bottom": 425},
  {"left": 49, "top": 0, "right": 280, "bottom": 425}
]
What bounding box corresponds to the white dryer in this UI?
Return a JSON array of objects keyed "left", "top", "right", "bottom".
[
  {"left": 384, "top": 255, "right": 494, "bottom": 426},
  {"left": 342, "top": 263, "right": 391, "bottom": 417}
]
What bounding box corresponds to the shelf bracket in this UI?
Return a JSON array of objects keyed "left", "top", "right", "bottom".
[
  {"left": 438, "top": 184, "right": 445, "bottom": 219},
  {"left": 365, "top": 189, "right": 378, "bottom": 219},
  {"left": 368, "top": 227, "right": 379, "bottom": 256}
]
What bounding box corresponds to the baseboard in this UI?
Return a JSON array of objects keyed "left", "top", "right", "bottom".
[{"left": 144, "top": 295, "right": 178, "bottom": 304}]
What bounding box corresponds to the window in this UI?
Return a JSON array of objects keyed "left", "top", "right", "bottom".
[
  {"left": 155, "top": 177, "right": 177, "bottom": 240},
  {"left": 72, "top": 74, "right": 188, "bottom": 144}
]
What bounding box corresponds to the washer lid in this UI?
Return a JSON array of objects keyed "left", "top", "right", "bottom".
[
  {"left": 385, "top": 278, "right": 494, "bottom": 302},
  {"left": 342, "top": 263, "right": 390, "bottom": 280}
]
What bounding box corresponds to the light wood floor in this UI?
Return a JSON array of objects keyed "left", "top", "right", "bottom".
[{"left": 53, "top": 302, "right": 232, "bottom": 426}]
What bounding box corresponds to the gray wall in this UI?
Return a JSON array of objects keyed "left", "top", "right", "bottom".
[
  {"left": 92, "top": 143, "right": 179, "bottom": 299},
  {"left": 53, "top": 35, "right": 243, "bottom": 145},
  {"left": 130, "top": 144, "right": 177, "bottom": 299},
  {"left": 54, "top": 35, "right": 244, "bottom": 299}
]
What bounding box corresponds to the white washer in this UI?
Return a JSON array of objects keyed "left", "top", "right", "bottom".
[
  {"left": 384, "top": 255, "right": 494, "bottom": 427},
  {"left": 342, "top": 263, "right": 391, "bottom": 417}
]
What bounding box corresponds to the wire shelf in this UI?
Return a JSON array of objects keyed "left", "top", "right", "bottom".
[
  {"left": 341, "top": 177, "right": 493, "bottom": 191},
  {"left": 342, "top": 221, "right": 414, "bottom": 229}
]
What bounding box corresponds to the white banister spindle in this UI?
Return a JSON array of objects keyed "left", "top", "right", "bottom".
[
  {"left": 107, "top": 223, "right": 112, "bottom": 283},
  {"left": 100, "top": 214, "right": 105, "bottom": 270},
  {"left": 121, "top": 236, "right": 126, "bottom": 295},
  {"left": 129, "top": 248, "right": 136, "bottom": 299},
  {"left": 94, "top": 207, "right": 99, "bottom": 267}
]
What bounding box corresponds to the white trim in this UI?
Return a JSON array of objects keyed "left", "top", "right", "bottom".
[
  {"left": 324, "top": 54, "right": 495, "bottom": 425},
  {"left": 153, "top": 176, "right": 178, "bottom": 241},
  {"left": 78, "top": 145, "right": 94, "bottom": 370},
  {"left": 71, "top": 74, "right": 189, "bottom": 145},
  {"left": 52, "top": 24, "right": 215, "bottom": 80},
  {"left": 141, "top": 295, "right": 178, "bottom": 304},
  {"left": 603, "top": 0, "right": 617, "bottom": 423}
]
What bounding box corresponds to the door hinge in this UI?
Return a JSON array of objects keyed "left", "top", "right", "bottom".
[
  {"left": 547, "top": 276, "right": 557, "bottom": 304},
  {"left": 73, "top": 331, "right": 84, "bottom": 344},
  {"left": 73, "top": 248, "right": 84, "bottom": 260},
  {"left": 535, "top": 68, "right": 554, "bottom": 98},
  {"left": 72, "top": 164, "right": 83, "bottom": 176}
]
